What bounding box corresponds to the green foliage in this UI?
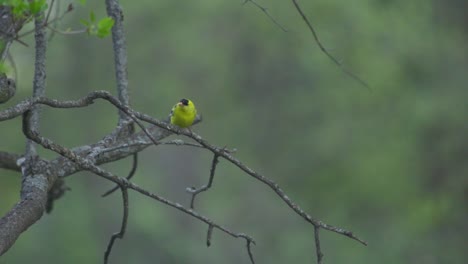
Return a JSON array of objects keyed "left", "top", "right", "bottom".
[
  {"left": 77, "top": 0, "right": 87, "bottom": 6},
  {"left": 96, "top": 17, "right": 114, "bottom": 38},
  {"left": 80, "top": 12, "right": 114, "bottom": 38},
  {"left": 0, "top": 62, "right": 10, "bottom": 74},
  {"left": 89, "top": 10, "right": 95, "bottom": 23},
  {"left": 8, "top": 0, "right": 29, "bottom": 17},
  {"left": 28, "top": 0, "right": 47, "bottom": 15},
  {"left": 3, "top": 0, "right": 48, "bottom": 18}
]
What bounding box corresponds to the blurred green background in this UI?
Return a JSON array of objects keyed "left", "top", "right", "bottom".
[{"left": 1, "top": 0, "right": 467, "bottom": 263}]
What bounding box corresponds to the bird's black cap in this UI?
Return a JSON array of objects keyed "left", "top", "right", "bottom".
[{"left": 180, "top": 98, "right": 189, "bottom": 106}]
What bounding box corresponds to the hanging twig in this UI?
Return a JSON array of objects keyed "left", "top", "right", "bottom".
[
  {"left": 101, "top": 153, "right": 138, "bottom": 197},
  {"left": 291, "top": 0, "right": 370, "bottom": 90},
  {"left": 103, "top": 186, "right": 129, "bottom": 264},
  {"left": 243, "top": 0, "right": 288, "bottom": 32},
  {"left": 187, "top": 154, "right": 219, "bottom": 209}
]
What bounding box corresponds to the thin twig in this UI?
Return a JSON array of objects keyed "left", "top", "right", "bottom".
[
  {"left": 99, "top": 139, "right": 214, "bottom": 154},
  {"left": 243, "top": 0, "right": 288, "bottom": 32},
  {"left": 314, "top": 226, "right": 323, "bottom": 264},
  {"left": 0, "top": 91, "right": 159, "bottom": 147},
  {"left": 17, "top": 3, "right": 74, "bottom": 38},
  {"left": 104, "top": 186, "right": 128, "bottom": 264},
  {"left": 187, "top": 154, "right": 219, "bottom": 209},
  {"left": 44, "top": 0, "right": 56, "bottom": 27},
  {"left": 291, "top": 0, "right": 370, "bottom": 90},
  {"left": 7, "top": 91, "right": 366, "bottom": 248},
  {"left": 102, "top": 94, "right": 368, "bottom": 246},
  {"left": 131, "top": 112, "right": 369, "bottom": 246},
  {"left": 0, "top": 37, "right": 13, "bottom": 61},
  {"left": 246, "top": 239, "right": 255, "bottom": 264},
  {"left": 206, "top": 224, "right": 214, "bottom": 247},
  {"left": 21, "top": 109, "right": 257, "bottom": 263},
  {"left": 46, "top": 26, "right": 87, "bottom": 35},
  {"left": 160, "top": 140, "right": 205, "bottom": 149},
  {"left": 48, "top": 0, "right": 61, "bottom": 41},
  {"left": 0, "top": 31, "right": 28, "bottom": 47},
  {"left": 101, "top": 153, "right": 138, "bottom": 197}
]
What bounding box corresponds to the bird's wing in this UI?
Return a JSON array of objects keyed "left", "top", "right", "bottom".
[
  {"left": 163, "top": 104, "right": 177, "bottom": 123},
  {"left": 196, "top": 113, "right": 202, "bottom": 122},
  {"left": 170, "top": 104, "right": 177, "bottom": 117}
]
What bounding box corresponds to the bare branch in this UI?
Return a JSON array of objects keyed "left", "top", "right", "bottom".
[
  {"left": 25, "top": 14, "right": 47, "bottom": 157},
  {"left": 0, "top": 41, "right": 13, "bottom": 62},
  {"left": 46, "top": 26, "right": 87, "bottom": 36},
  {"left": 0, "top": 90, "right": 366, "bottom": 247},
  {"left": 131, "top": 111, "right": 368, "bottom": 246},
  {"left": 44, "top": 0, "right": 56, "bottom": 27},
  {"left": 105, "top": 0, "right": 130, "bottom": 123},
  {"left": 0, "top": 91, "right": 159, "bottom": 147},
  {"left": 0, "top": 89, "right": 365, "bottom": 260},
  {"left": 53, "top": 122, "right": 183, "bottom": 178},
  {"left": 104, "top": 187, "right": 128, "bottom": 264},
  {"left": 243, "top": 0, "right": 287, "bottom": 32},
  {"left": 0, "top": 151, "right": 21, "bottom": 171},
  {"left": 47, "top": 0, "right": 62, "bottom": 42},
  {"left": 246, "top": 239, "right": 255, "bottom": 264},
  {"left": 160, "top": 139, "right": 205, "bottom": 149},
  {"left": 101, "top": 153, "right": 138, "bottom": 197},
  {"left": 291, "top": 0, "right": 370, "bottom": 90},
  {"left": 0, "top": 1, "right": 369, "bottom": 260},
  {"left": 206, "top": 224, "right": 214, "bottom": 247},
  {"left": 314, "top": 226, "right": 323, "bottom": 264},
  {"left": 21, "top": 109, "right": 256, "bottom": 262},
  {"left": 99, "top": 139, "right": 206, "bottom": 155},
  {"left": 1, "top": 90, "right": 366, "bottom": 244},
  {"left": 131, "top": 183, "right": 257, "bottom": 262},
  {"left": 0, "top": 14, "right": 53, "bottom": 255},
  {"left": 187, "top": 154, "right": 219, "bottom": 209},
  {"left": 0, "top": 170, "right": 51, "bottom": 255}
]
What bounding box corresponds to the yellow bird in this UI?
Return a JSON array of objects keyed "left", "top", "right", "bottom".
[{"left": 170, "top": 98, "right": 197, "bottom": 128}]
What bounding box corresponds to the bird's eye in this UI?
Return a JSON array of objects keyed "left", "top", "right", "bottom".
[{"left": 180, "top": 99, "right": 189, "bottom": 106}]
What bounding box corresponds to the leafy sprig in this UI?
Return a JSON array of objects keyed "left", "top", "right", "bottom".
[{"left": 80, "top": 11, "right": 115, "bottom": 38}]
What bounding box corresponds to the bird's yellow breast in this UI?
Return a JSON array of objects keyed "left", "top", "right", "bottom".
[{"left": 170, "top": 101, "right": 197, "bottom": 128}]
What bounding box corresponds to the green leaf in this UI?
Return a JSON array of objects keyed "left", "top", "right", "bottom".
[
  {"left": 11, "top": 0, "right": 29, "bottom": 17},
  {"left": 79, "top": 18, "right": 90, "bottom": 27},
  {"left": 96, "top": 17, "right": 114, "bottom": 38},
  {"left": 77, "top": 0, "right": 87, "bottom": 5},
  {"left": 0, "top": 63, "right": 10, "bottom": 75},
  {"left": 29, "top": 0, "right": 48, "bottom": 15},
  {"left": 89, "top": 11, "right": 96, "bottom": 23}
]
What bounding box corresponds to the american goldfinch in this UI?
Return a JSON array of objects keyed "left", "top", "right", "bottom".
[{"left": 170, "top": 98, "right": 197, "bottom": 128}]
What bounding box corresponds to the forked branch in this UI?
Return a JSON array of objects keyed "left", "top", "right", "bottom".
[
  {"left": 21, "top": 109, "right": 256, "bottom": 263},
  {"left": 6, "top": 90, "right": 366, "bottom": 263},
  {"left": 291, "top": 0, "right": 370, "bottom": 89},
  {"left": 101, "top": 153, "right": 138, "bottom": 197},
  {"left": 187, "top": 154, "right": 220, "bottom": 209},
  {"left": 104, "top": 186, "right": 128, "bottom": 264}
]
